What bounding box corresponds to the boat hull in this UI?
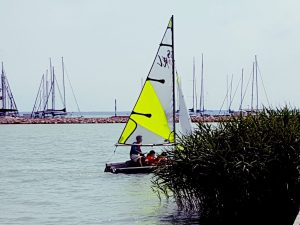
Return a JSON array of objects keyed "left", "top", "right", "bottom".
[{"left": 104, "top": 161, "right": 156, "bottom": 174}]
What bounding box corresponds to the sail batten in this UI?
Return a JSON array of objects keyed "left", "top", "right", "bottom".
[
  {"left": 118, "top": 16, "right": 175, "bottom": 145},
  {"left": 160, "top": 43, "right": 173, "bottom": 47}
]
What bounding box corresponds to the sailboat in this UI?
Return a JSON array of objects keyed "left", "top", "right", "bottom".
[
  {"left": 0, "top": 62, "right": 19, "bottom": 117},
  {"left": 104, "top": 16, "right": 192, "bottom": 174},
  {"left": 31, "top": 58, "right": 67, "bottom": 118}
]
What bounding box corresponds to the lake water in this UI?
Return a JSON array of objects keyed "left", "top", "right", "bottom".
[{"left": 0, "top": 124, "right": 199, "bottom": 225}]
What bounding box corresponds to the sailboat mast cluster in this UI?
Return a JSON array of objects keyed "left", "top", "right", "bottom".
[
  {"left": 241, "top": 55, "right": 262, "bottom": 113},
  {"left": 31, "top": 57, "right": 67, "bottom": 118},
  {"left": 220, "top": 55, "right": 269, "bottom": 115},
  {"left": 190, "top": 54, "right": 205, "bottom": 115},
  {"left": 0, "top": 62, "right": 19, "bottom": 117}
]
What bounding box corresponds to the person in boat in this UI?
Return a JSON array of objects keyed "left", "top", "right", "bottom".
[
  {"left": 157, "top": 151, "right": 168, "bottom": 164},
  {"left": 130, "top": 135, "right": 144, "bottom": 166},
  {"left": 145, "top": 150, "right": 157, "bottom": 165}
]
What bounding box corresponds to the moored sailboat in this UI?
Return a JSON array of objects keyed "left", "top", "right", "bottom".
[
  {"left": 105, "top": 16, "right": 191, "bottom": 174},
  {"left": 0, "top": 62, "right": 19, "bottom": 117},
  {"left": 31, "top": 58, "right": 67, "bottom": 118}
]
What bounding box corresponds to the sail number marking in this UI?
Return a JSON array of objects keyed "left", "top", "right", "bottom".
[{"left": 157, "top": 50, "right": 172, "bottom": 68}]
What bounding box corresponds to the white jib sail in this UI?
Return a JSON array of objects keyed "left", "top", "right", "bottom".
[{"left": 177, "top": 74, "right": 192, "bottom": 135}]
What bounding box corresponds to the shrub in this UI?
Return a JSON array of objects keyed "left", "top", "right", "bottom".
[{"left": 152, "top": 108, "right": 300, "bottom": 225}]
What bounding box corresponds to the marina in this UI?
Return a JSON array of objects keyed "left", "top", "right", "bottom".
[{"left": 1, "top": 1, "right": 299, "bottom": 224}]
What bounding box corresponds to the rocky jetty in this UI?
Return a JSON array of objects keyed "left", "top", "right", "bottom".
[
  {"left": 190, "top": 115, "right": 232, "bottom": 123},
  {"left": 0, "top": 115, "right": 232, "bottom": 124},
  {"left": 0, "top": 116, "right": 129, "bottom": 124}
]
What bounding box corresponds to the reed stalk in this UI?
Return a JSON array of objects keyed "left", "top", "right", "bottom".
[{"left": 152, "top": 107, "right": 300, "bottom": 225}]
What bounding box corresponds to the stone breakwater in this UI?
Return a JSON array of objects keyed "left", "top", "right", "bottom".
[
  {"left": 0, "top": 116, "right": 129, "bottom": 124},
  {"left": 0, "top": 115, "right": 232, "bottom": 124}
]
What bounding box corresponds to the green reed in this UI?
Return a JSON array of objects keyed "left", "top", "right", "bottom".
[{"left": 152, "top": 107, "right": 300, "bottom": 225}]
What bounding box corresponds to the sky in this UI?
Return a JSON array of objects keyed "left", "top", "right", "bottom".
[{"left": 0, "top": 0, "right": 300, "bottom": 112}]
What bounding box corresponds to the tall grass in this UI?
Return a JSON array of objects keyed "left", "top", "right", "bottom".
[{"left": 152, "top": 108, "right": 300, "bottom": 225}]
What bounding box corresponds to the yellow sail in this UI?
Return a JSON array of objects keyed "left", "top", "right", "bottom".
[
  {"left": 117, "top": 16, "right": 175, "bottom": 145},
  {"left": 118, "top": 80, "right": 174, "bottom": 144}
]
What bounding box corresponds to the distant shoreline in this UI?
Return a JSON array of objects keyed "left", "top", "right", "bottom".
[{"left": 0, "top": 115, "right": 233, "bottom": 124}]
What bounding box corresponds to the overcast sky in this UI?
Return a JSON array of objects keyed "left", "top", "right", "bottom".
[{"left": 0, "top": 0, "right": 300, "bottom": 112}]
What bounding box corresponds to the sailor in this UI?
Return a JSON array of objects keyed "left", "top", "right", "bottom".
[
  {"left": 130, "top": 135, "right": 144, "bottom": 166},
  {"left": 145, "top": 150, "right": 157, "bottom": 165}
]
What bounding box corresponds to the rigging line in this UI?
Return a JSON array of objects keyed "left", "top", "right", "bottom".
[
  {"left": 105, "top": 146, "right": 118, "bottom": 163},
  {"left": 37, "top": 89, "right": 44, "bottom": 112},
  {"left": 241, "top": 70, "right": 253, "bottom": 108},
  {"left": 64, "top": 66, "right": 81, "bottom": 115},
  {"left": 113, "top": 146, "right": 117, "bottom": 155},
  {"left": 257, "top": 64, "right": 270, "bottom": 108},
  {"left": 43, "top": 77, "right": 54, "bottom": 112},
  {"left": 239, "top": 69, "right": 244, "bottom": 110},
  {"left": 229, "top": 76, "right": 242, "bottom": 109},
  {"left": 3, "top": 77, "right": 8, "bottom": 108},
  {"left": 45, "top": 69, "right": 49, "bottom": 110},
  {"left": 219, "top": 93, "right": 228, "bottom": 115},
  {"left": 31, "top": 75, "right": 44, "bottom": 116},
  {"left": 38, "top": 90, "right": 42, "bottom": 112},
  {"left": 219, "top": 76, "right": 229, "bottom": 115},
  {"left": 54, "top": 75, "right": 64, "bottom": 107},
  {"left": 4, "top": 75, "right": 18, "bottom": 112},
  {"left": 229, "top": 74, "right": 233, "bottom": 110}
]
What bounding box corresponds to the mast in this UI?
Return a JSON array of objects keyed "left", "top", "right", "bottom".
[
  {"left": 62, "top": 57, "right": 66, "bottom": 111},
  {"left": 52, "top": 66, "right": 55, "bottom": 111},
  {"left": 44, "top": 70, "right": 48, "bottom": 110},
  {"left": 45, "top": 69, "right": 49, "bottom": 110},
  {"left": 40, "top": 74, "right": 44, "bottom": 111},
  {"left": 42, "top": 73, "right": 45, "bottom": 110},
  {"left": 199, "top": 53, "right": 204, "bottom": 113},
  {"left": 226, "top": 74, "right": 229, "bottom": 112},
  {"left": 251, "top": 61, "right": 255, "bottom": 112},
  {"left": 192, "top": 56, "right": 195, "bottom": 113},
  {"left": 255, "top": 55, "right": 258, "bottom": 111},
  {"left": 1, "top": 62, "right": 5, "bottom": 111},
  {"left": 240, "top": 68, "right": 244, "bottom": 111},
  {"left": 171, "top": 15, "right": 176, "bottom": 141},
  {"left": 114, "top": 99, "right": 117, "bottom": 117},
  {"left": 230, "top": 74, "right": 233, "bottom": 112},
  {"left": 49, "top": 58, "right": 53, "bottom": 110}
]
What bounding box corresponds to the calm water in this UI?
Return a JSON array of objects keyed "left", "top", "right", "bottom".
[{"left": 0, "top": 124, "right": 199, "bottom": 225}]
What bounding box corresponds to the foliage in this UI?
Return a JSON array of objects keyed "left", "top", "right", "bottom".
[{"left": 152, "top": 108, "right": 300, "bottom": 225}]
